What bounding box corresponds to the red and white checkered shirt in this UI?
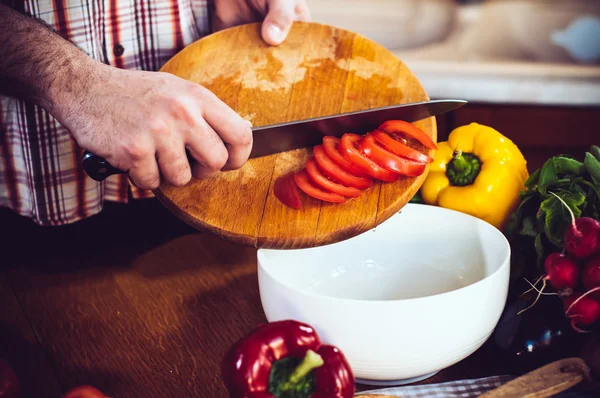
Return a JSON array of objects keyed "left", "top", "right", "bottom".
[{"left": 0, "top": 0, "right": 212, "bottom": 225}]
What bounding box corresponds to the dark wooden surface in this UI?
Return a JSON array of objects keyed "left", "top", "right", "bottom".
[
  {"left": 1, "top": 103, "right": 598, "bottom": 397},
  {"left": 0, "top": 199, "right": 508, "bottom": 398}
]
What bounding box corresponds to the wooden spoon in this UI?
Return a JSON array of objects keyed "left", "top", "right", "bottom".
[{"left": 355, "top": 357, "right": 592, "bottom": 398}]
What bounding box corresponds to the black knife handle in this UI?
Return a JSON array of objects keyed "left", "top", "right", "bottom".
[{"left": 82, "top": 151, "right": 126, "bottom": 181}]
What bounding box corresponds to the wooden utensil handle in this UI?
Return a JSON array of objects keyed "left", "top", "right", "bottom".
[{"left": 479, "top": 357, "right": 592, "bottom": 398}]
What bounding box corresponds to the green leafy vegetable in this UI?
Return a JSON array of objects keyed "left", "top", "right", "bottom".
[
  {"left": 584, "top": 151, "right": 600, "bottom": 186},
  {"left": 538, "top": 185, "right": 586, "bottom": 246},
  {"left": 505, "top": 145, "right": 600, "bottom": 270}
]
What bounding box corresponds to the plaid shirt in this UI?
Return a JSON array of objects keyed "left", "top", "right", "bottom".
[{"left": 0, "top": 0, "right": 212, "bottom": 226}]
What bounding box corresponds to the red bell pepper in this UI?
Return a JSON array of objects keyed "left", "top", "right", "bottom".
[{"left": 221, "top": 320, "right": 355, "bottom": 398}]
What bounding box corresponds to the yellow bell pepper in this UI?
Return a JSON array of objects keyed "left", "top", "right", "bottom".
[{"left": 421, "top": 122, "right": 529, "bottom": 230}]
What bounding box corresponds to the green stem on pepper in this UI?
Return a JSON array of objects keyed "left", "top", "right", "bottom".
[
  {"left": 287, "top": 350, "right": 323, "bottom": 385},
  {"left": 269, "top": 350, "right": 324, "bottom": 397},
  {"left": 446, "top": 150, "right": 482, "bottom": 186}
]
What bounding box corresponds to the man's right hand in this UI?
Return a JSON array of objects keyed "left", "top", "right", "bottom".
[
  {"left": 54, "top": 65, "right": 253, "bottom": 190},
  {"left": 0, "top": 3, "right": 254, "bottom": 191}
]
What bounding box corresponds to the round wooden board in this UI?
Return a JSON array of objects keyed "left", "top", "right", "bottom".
[{"left": 154, "top": 22, "right": 437, "bottom": 249}]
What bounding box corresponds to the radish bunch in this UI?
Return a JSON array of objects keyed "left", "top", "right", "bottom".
[{"left": 520, "top": 193, "right": 600, "bottom": 333}]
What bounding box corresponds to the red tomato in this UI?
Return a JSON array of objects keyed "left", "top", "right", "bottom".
[
  {"left": 322, "top": 136, "right": 369, "bottom": 178},
  {"left": 63, "top": 386, "right": 106, "bottom": 398},
  {"left": 294, "top": 170, "right": 347, "bottom": 203},
  {"left": 274, "top": 171, "right": 303, "bottom": 209},
  {"left": 338, "top": 134, "right": 398, "bottom": 182},
  {"left": 377, "top": 120, "right": 437, "bottom": 150},
  {"left": 0, "top": 360, "right": 19, "bottom": 398},
  {"left": 305, "top": 158, "right": 362, "bottom": 198},
  {"left": 371, "top": 130, "right": 431, "bottom": 163},
  {"left": 359, "top": 134, "right": 427, "bottom": 177},
  {"left": 313, "top": 145, "right": 372, "bottom": 190}
]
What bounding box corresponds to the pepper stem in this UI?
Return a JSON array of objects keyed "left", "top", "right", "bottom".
[
  {"left": 276, "top": 350, "right": 324, "bottom": 393},
  {"left": 288, "top": 350, "right": 324, "bottom": 384},
  {"left": 446, "top": 150, "right": 482, "bottom": 186}
]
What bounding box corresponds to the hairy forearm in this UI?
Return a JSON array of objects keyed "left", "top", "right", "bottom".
[{"left": 0, "top": 4, "right": 104, "bottom": 114}]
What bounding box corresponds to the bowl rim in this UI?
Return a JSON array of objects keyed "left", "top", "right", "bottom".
[{"left": 257, "top": 204, "right": 511, "bottom": 304}]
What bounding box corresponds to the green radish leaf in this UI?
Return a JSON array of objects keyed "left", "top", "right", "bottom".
[
  {"left": 518, "top": 215, "right": 540, "bottom": 238},
  {"left": 553, "top": 157, "right": 586, "bottom": 177},
  {"left": 523, "top": 168, "right": 541, "bottom": 190},
  {"left": 538, "top": 160, "right": 558, "bottom": 194},
  {"left": 504, "top": 195, "right": 534, "bottom": 237},
  {"left": 584, "top": 152, "right": 600, "bottom": 185},
  {"left": 539, "top": 186, "right": 586, "bottom": 247},
  {"left": 534, "top": 233, "right": 545, "bottom": 271},
  {"left": 590, "top": 145, "right": 600, "bottom": 161}
]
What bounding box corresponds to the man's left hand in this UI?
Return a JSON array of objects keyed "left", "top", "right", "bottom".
[{"left": 212, "top": 0, "right": 311, "bottom": 45}]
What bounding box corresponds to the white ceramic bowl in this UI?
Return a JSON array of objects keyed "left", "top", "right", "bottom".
[{"left": 257, "top": 204, "right": 511, "bottom": 385}]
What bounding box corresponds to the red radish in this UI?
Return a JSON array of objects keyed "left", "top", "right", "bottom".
[
  {"left": 547, "top": 256, "right": 580, "bottom": 291},
  {"left": 544, "top": 252, "right": 568, "bottom": 273},
  {"left": 582, "top": 255, "right": 600, "bottom": 293},
  {"left": 563, "top": 287, "right": 600, "bottom": 332},
  {"left": 550, "top": 192, "right": 600, "bottom": 260},
  {"left": 518, "top": 253, "right": 580, "bottom": 315}
]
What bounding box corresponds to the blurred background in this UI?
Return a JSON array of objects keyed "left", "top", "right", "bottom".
[
  {"left": 307, "top": 0, "right": 600, "bottom": 172},
  {"left": 306, "top": 0, "right": 600, "bottom": 107}
]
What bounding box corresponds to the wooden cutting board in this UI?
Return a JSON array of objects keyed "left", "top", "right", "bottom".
[{"left": 154, "top": 22, "right": 437, "bottom": 249}]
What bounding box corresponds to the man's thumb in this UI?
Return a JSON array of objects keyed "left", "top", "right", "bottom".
[{"left": 262, "top": 0, "right": 294, "bottom": 45}]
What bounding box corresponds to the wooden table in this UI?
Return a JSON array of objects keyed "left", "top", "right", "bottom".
[{"left": 1, "top": 198, "right": 511, "bottom": 398}]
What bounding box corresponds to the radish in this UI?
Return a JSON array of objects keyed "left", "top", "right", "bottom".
[
  {"left": 563, "top": 287, "right": 600, "bottom": 332},
  {"left": 550, "top": 192, "right": 600, "bottom": 260},
  {"left": 582, "top": 255, "right": 600, "bottom": 293},
  {"left": 544, "top": 252, "right": 568, "bottom": 274},
  {"left": 518, "top": 253, "right": 580, "bottom": 315},
  {"left": 546, "top": 256, "right": 580, "bottom": 291}
]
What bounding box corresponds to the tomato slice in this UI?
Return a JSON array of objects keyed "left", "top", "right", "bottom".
[
  {"left": 360, "top": 134, "right": 427, "bottom": 177},
  {"left": 294, "top": 169, "right": 347, "bottom": 203},
  {"left": 274, "top": 171, "right": 303, "bottom": 209},
  {"left": 322, "top": 136, "right": 370, "bottom": 178},
  {"left": 305, "top": 157, "right": 362, "bottom": 197},
  {"left": 313, "top": 145, "right": 372, "bottom": 190},
  {"left": 372, "top": 130, "right": 431, "bottom": 163},
  {"left": 0, "top": 360, "right": 19, "bottom": 398},
  {"left": 338, "top": 134, "right": 398, "bottom": 182},
  {"left": 63, "top": 386, "right": 106, "bottom": 398},
  {"left": 377, "top": 120, "right": 437, "bottom": 149}
]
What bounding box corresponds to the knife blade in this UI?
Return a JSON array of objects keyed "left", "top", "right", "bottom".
[{"left": 82, "top": 99, "right": 466, "bottom": 182}]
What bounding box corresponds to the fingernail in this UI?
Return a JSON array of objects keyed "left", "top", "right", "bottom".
[{"left": 267, "top": 23, "right": 284, "bottom": 44}]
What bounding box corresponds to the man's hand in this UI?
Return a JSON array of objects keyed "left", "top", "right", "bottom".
[
  {"left": 55, "top": 65, "right": 253, "bottom": 189},
  {"left": 0, "top": 2, "right": 310, "bottom": 190},
  {"left": 213, "top": 0, "right": 311, "bottom": 45}
]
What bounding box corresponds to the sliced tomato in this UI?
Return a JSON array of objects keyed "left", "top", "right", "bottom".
[
  {"left": 378, "top": 120, "right": 437, "bottom": 149},
  {"left": 338, "top": 134, "right": 398, "bottom": 182},
  {"left": 322, "top": 136, "right": 370, "bottom": 178},
  {"left": 0, "top": 360, "right": 19, "bottom": 398},
  {"left": 313, "top": 145, "right": 372, "bottom": 190},
  {"left": 274, "top": 171, "right": 303, "bottom": 209},
  {"left": 360, "top": 134, "right": 427, "bottom": 177},
  {"left": 372, "top": 130, "right": 431, "bottom": 163},
  {"left": 63, "top": 386, "right": 106, "bottom": 398},
  {"left": 294, "top": 169, "right": 347, "bottom": 203},
  {"left": 305, "top": 157, "right": 362, "bottom": 197}
]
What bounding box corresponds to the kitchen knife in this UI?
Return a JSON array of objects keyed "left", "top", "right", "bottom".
[{"left": 82, "top": 99, "right": 466, "bottom": 182}]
